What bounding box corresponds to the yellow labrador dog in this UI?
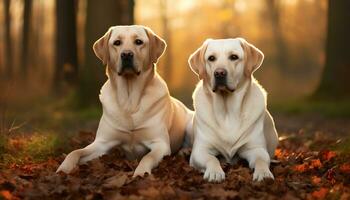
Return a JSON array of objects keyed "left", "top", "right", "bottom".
[
  {"left": 188, "top": 38, "right": 278, "bottom": 182},
  {"left": 57, "top": 25, "right": 193, "bottom": 177}
]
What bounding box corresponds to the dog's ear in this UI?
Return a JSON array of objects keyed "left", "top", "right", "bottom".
[
  {"left": 238, "top": 38, "right": 264, "bottom": 77},
  {"left": 93, "top": 28, "right": 112, "bottom": 65},
  {"left": 144, "top": 26, "right": 166, "bottom": 65},
  {"left": 188, "top": 40, "right": 209, "bottom": 80}
]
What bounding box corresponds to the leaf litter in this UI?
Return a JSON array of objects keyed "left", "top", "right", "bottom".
[{"left": 0, "top": 126, "right": 350, "bottom": 199}]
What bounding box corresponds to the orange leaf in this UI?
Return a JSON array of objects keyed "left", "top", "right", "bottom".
[
  {"left": 275, "top": 148, "right": 283, "bottom": 159},
  {"left": 0, "top": 190, "right": 13, "bottom": 200},
  {"left": 293, "top": 163, "right": 308, "bottom": 173},
  {"left": 312, "top": 188, "right": 328, "bottom": 199},
  {"left": 340, "top": 163, "right": 350, "bottom": 173},
  {"left": 311, "top": 176, "right": 321, "bottom": 185},
  {"left": 320, "top": 150, "right": 336, "bottom": 161},
  {"left": 310, "top": 159, "right": 323, "bottom": 169}
]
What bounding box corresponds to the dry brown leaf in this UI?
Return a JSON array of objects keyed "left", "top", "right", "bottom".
[{"left": 103, "top": 174, "right": 128, "bottom": 189}]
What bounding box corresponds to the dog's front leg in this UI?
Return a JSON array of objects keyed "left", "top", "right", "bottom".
[
  {"left": 57, "top": 119, "right": 120, "bottom": 174},
  {"left": 190, "top": 142, "right": 225, "bottom": 182},
  {"left": 239, "top": 147, "right": 273, "bottom": 181},
  {"left": 133, "top": 140, "right": 170, "bottom": 178},
  {"left": 56, "top": 139, "right": 120, "bottom": 173},
  {"left": 239, "top": 118, "right": 274, "bottom": 181}
]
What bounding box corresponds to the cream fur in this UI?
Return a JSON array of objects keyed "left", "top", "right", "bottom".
[
  {"left": 57, "top": 25, "right": 193, "bottom": 177},
  {"left": 189, "top": 38, "right": 278, "bottom": 182}
]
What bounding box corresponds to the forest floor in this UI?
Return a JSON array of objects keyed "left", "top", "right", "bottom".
[{"left": 0, "top": 113, "right": 350, "bottom": 200}]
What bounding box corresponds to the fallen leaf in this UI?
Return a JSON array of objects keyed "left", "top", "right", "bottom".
[
  {"left": 293, "top": 163, "right": 308, "bottom": 173},
  {"left": 0, "top": 190, "right": 13, "bottom": 200},
  {"left": 310, "top": 159, "right": 322, "bottom": 169},
  {"left": 311, "top": 176, "right": 321, "bottom": 185},
  {"left": 138, "top": 187, "right": 160, "bottom": 198},
  {"left": 275, "top": 148, "right": 283, "bottom": 159},
  {"left": 339, "top": 163, "right": 350, "bottom": 174},
  {"left": 312, "top": 188, "right": 328, "bottom": 199},
  {"left": 320, "top": 150, "right": 337, "bottom": 161},
  {"left": 103, "top": 174, "right": 128, "bottom": 189},
  {"left": 207, "top": 188, "right": 238, "bottom": 199}
]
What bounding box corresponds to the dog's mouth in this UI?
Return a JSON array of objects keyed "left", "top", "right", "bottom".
[
  {"left": 118, "top": 61, "right": 141, "bottom": 77},
  {"left": 212, "top": 83, "right": 235, "bottom": 93}
]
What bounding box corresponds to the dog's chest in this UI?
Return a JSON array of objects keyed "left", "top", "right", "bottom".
[
  {"left": 215, "top": 118, "right": 243, "bottom": 152},
  {"left": 120, "top": 139, "right": 149, "bottom": 160}
]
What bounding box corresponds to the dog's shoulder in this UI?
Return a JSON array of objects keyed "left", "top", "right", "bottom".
[
  {"left": 99, "top": 80, "right": 113, "bottom": 103},
  {"left": 145, "top": 72, "right": 170, "bottom": 98},
  {"left": 249, "top": 78, "right": 267, "bottom": 105},
  {"left": 192, "top": 81, "right": 209, "bottom": 107}
]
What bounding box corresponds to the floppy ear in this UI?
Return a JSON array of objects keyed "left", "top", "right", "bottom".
[
  {"left": 188, "top": 40, "right": 209, "bottom": 80},
  {"left": 238, "top": 38, "right": 264, "bottom": 77},
  {"left": 144, "top": 27, "right": 166, "bottom": 65},
  {"left": 93, "top": 28, "right": 112, "bottom": 65}
]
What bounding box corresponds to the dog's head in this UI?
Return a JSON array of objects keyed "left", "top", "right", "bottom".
[
  {"left": 188, "top": 38, "right": 264, "bottom": 93},
  {"left": 93, "top": 25, "right": 166, "bottom": 77}
]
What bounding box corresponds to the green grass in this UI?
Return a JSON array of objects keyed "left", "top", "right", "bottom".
[
  {"left": 270, "top": 99, "right": 350, "bottom": 118},
  {"left": 0, "top": 132, "right": 66, "bottom": 166},
  {"left": 331, "top": 138, "right": 350, "bottom": 154},
  {"left": 0, "top": 91, "right": 102, "bottom": 166}
]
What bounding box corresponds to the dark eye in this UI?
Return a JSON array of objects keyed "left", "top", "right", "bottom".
[
  {"left": 113, "top": 40, "right": 121, "bottom": 46},
  {"left": 229, "top": 54, "right": 239, "bottom": 61},
  {"left": 135, "top": 39, "right": 144, "bottom": 45},
  {"left": 208, "top": 55, "right": 216, "bottom": 62}
]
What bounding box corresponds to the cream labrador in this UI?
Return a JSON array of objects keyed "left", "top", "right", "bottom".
[
  {"left": 188, "top": 38, "right": 278, "bottom": 182},
  {"left": 56, "top": 25, "right": 193, "bottom": 177}
]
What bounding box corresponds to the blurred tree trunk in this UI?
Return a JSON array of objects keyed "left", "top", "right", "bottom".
[
  {"left": 78, "top": 0, "right": 134, "bottom": 106},
  {"left": 20, "top": 0, "right": 32, "bottom": 78},
  {"left": 54, "top": 0, "right": 78, "bottom": 92},
  {"left": 160, "top": 0, "right": 172, "bottom": 83},
  {"left": 265, "top": 0, "right": 289, "bottom": 73},
  {"left": 315, "top": 0, "right": 350, "bottom": 99},
  {"left": 4, "top": 0, "right": 13, "bottom": 79}
]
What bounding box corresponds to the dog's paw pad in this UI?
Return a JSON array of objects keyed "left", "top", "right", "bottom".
[{"left": 204, "top": 167, "right": 225, "bottom": 182}]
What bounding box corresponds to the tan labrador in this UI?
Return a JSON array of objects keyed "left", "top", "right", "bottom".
[
  {"left": 57, "top": 25, "right": 193, "bottom": 177},
  {"left": 188, "top": 38, "right": 278, "bottom": 182}
]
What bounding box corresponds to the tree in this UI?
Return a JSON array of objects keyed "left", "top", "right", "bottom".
[
  {"left": 78, "top": 0, "right": 134, "bottom": 106},
  {"left": 160, "top": 0, "right": 172, "bottom": 83},
  {"left": 20, "top": 0, "right": 33, "bottom": 78},
  {"left": 265, "top": 0, "right": 289, "bottom": 74},
  {"left": 315, "top": 0, "right": 350, "bottom": 99},
  {"left": 54, "top": 0, "right": 78, "bottom": 92},
  {"left": 4, "top": 0, "right": 13, "bottom": 79}
]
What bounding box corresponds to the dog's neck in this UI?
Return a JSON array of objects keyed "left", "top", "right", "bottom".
[
  {"left": 204, "top": 78, "right": 251, "bottom": 122},
  {"left": 107, "top": 65, "right": 155, "bottom": 113}
]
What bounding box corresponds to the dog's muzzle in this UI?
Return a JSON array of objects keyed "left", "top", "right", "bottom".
[
  {"left": 118, "top": 50, "right": 140, "bottom": 76},
  {"left": 212, "top": 68, "right": 235, "bottom": 93}
]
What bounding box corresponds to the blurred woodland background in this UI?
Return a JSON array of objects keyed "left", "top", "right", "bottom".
[
  {"left": 1, "top": 1, "right": 350, "bottom": 198},
  {"left": 1, "top": 0, "right": 349, "bottom": 109},
  {"left": 0, "top": 0, "right": 350, "bottom": 162}
]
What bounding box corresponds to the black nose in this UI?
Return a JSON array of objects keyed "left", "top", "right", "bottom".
[
  {"left": 121, "top": 51, "right": 134, "bottom": 60},
  {"left": 214, "top": 68, "right": 227, "bottom": 79}
]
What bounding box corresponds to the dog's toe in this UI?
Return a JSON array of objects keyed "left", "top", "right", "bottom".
[
  {"left": 253, "top": 168, "right": 274, "bottom": 181},
  {"left": 204, "top": 167, "right": 225, "bottom": 182},
  {"left": 56, "top": 161, "right": 76, "bottom": 174},
  {"left": 133, "top": 167, "right": 151, "bottom": 178}
]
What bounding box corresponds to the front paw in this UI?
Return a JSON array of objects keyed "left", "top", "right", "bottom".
[
  {"left": 133, "top": 165, "right": 151, "bottom": 178},
  {"left": 56, "top": 159, "right": 77, "bottom": 174},
  {"left": 204, "top": 166, "right": 225, "bottom": 182},
  {"left": 56, "top": 152, "right": 80, "bottom": 174},
  {"left": 253, "top": 168, "right": 274, "bottom": 181}
]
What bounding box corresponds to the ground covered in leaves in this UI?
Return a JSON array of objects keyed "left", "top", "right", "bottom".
[{"left": 1, "top": 115, "right": 350, "bottom": 200}]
